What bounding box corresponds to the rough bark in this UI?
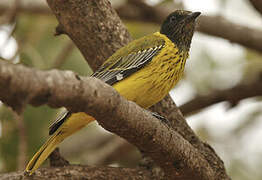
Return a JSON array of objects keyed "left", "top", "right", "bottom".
[
  {"left": 150, "top": 96, "right": 229, "bottom": 180},
  {"left": 0, "top": 165, "right": 164, "bottom": 180}
]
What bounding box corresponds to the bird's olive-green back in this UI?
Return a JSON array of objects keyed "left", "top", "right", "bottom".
[{"left": 97, "top": 33, "right": 165, "bottom": 72}]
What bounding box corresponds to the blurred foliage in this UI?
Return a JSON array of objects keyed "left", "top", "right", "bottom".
[{"left": 15, "top": 15, "right": 92, "bottom": 75}]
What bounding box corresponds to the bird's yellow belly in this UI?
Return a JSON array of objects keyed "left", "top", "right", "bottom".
[
  {"left": 113, "top": 79, "right": 160, "bottom": 108},
  {"left": 113, "top": 78, "right": 161, "bottom": 108},
  {"left": 113, "top": 64, "right": 180, "bottom": 109}
]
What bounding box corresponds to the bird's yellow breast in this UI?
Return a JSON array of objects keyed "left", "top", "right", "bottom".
[{"left": 113, "top": 32, "right": 188, "bottom": 108}]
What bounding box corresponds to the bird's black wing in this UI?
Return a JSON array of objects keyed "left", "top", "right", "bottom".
[
  {"left": 92, "top": 34, "right": 165, "bottom": 85},
  {"left": 92, "top": 46, "right": 163, "bottom": 85},
  {"left": 49, "top": 111, "right": 71, "bottom": 135}
]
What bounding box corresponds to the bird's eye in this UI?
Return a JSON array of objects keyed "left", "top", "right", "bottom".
[{"left": 169, "top": 16, "right": 177, "bottom": 23}]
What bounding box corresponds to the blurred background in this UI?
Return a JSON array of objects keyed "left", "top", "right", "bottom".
[{"left": 0, "top": 0, "right": 262, "bottom": 179}]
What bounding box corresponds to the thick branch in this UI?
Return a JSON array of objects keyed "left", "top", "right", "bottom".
[
  {"left": 150, "top": 96, "right": 229, "bottom": 180},
  {"left": 0, "top": 165, "right": 163, "bottom": 180},
  {"left": 180, "top": 79, "right": 262, "bottom": 115},
  {"left": 0, "top": 61, "right": 215, "bottom": 180}
]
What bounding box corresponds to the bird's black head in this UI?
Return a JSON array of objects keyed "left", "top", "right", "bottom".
[{"left": 160, "top": 10, "right": 201, "bottom": 51}]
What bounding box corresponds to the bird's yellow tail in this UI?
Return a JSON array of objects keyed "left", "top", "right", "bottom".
[
  {"left": 25, "top": 130, "right": 63, "bottom": 174},
  {"left": 25, "top": 112, "right": 95, "bottom": 175}
]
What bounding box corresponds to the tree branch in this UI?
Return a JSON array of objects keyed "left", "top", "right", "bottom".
[
  {"left": 249, "top": 0, "right": 262, "bottom": 15},
  {"left": 0, "top": 165, "right": 164, "bottom": 180},
  {"left": 0, "top": 2, "right": 51, "bottom": 16},
  {"left": 0, "top": 61, "right": 215, "bottom": 180},
  {"left": 13, "top": 110, "right": 28, "bottom": 170},
  {"left": 150, "top": 96, "right": 229, "bottom": 179},
  {"left": 197, "top": 15, "right": 262, "bottom": 53},
  {"left": 52, "top": 42, "right": 74, "bottom": 68},
  {"left": 179, "top": 78, "right": 262, "bottom": 115}
]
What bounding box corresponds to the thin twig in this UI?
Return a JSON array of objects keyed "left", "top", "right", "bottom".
[
  {"left": 11, "top": 108, "right": 27, "bottom": 170},
  {"left": 52, "top": 42, "right": 74, "bottom": 69}
]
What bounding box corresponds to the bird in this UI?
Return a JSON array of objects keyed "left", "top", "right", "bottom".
[{"left": 25, "top": 10, "right": 201, "bottom": 174}]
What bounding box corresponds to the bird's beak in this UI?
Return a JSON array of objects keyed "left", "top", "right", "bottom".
[
  {"left": 189, "top": 12, "right": 201, "bottom": 19},
  {"left": 185, "top": 12, "right": 201, "bottom": 22}
]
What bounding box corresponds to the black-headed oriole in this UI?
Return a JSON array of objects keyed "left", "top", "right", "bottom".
[{"left": 25, "top": 10, "right": 201, "bottom": 174}]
